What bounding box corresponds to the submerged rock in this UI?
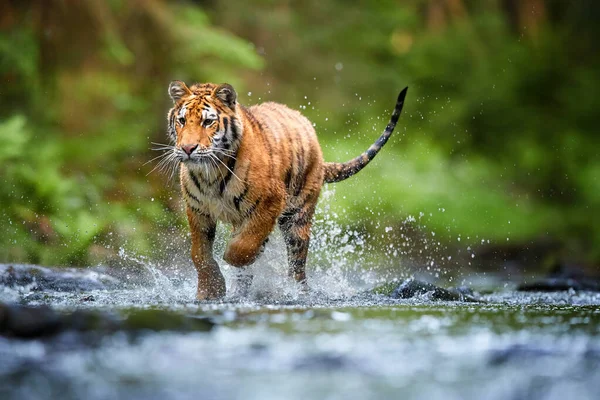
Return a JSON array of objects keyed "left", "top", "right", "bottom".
[
  {"left": 488, "top": 345, "right": 558, "bottom": 366},
  {"left": 374, "top": 279, "right": 481, "bottom": 302},
  {"left": 0, "top": 264, "right": 119, "bottom": 292},
  {"left": 0, "top": 304, "right": 63, "bottom": 338},
  {"left": 517, "top": 278, "right": 600, "bottom": 292},
  {"left": 517, "top": 262, "right": 600, "bottom": 292},
  {"left": 293, "top": 353, "right": 351, "bottom": 371},
  {"left": 0, "top": 302, "right": 214, "bottom": 339}
]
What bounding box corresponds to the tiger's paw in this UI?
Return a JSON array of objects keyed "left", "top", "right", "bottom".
[{"left": 196, "top": 267, "right": 226, "bottom": 301}]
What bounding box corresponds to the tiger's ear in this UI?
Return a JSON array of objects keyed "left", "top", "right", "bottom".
[
  {"left": 168, "top": 80, "right": 191, "bottom": 103},
  {"left": 214, "top": 83, "right": 237, "bottom": 108}
]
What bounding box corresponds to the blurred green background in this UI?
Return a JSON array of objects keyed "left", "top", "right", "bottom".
[{"left": 1, "top": 0, "right": 598, "bottom": 274}]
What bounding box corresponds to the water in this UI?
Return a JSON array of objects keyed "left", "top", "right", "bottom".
[{"left": 1, "top": 257, "right": 599, "bottom": 400}]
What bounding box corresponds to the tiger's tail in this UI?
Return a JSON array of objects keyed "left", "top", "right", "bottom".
[{"left": 323, "top": 87, "right": 408, "bottom": 184}]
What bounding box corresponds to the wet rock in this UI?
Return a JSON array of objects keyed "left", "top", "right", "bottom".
[
  {"left": 0, "top": 264, "right": 119, "bottom": 292},
  {"left": 393, "top": 279, "right": 459, "bottom": 301},
  {"left": 0, "top": 302, "right": 215, "bottom": 339},
  {"left": 450, "top": 286, "right": 475, "bottom": 297},
  {"left": 294, "top": 353, "right": 350, "bottom": 371},
  {"left": 0, "top": 303, "right": 63, "bottom": 338},
  {"left": 517, "top": 263, "right": 600, "bottom": 292},
  {"left": 488, "top": 345, "right": 559, "bottom": 366},
  {"left": 375, "top": 279, "right": 481, "bottom": 302},
  {"left": 121, "top": 309, "right": 214, "bottom": 332},
  {"left": 517, "top": 278, "right": 600, "bottom": 292}
]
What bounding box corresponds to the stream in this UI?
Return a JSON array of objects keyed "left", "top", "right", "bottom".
[{"left": 1, "top": 260, "right": 599, "bottom": 400}]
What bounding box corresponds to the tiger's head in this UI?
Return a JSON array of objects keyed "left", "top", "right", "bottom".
[{"left": 167, "top": 81, "right": 242, "bottom": 167}]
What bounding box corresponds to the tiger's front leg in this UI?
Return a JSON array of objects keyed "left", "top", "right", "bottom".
[
  {"left": 223, "top": 196, "right": 282, "bottom": 268},
  {"left": 223, "top": 209, "right": 278, "bottom": 298},
  {"left": 226, "top": 237, "right": 269, "bottom": 299},
  {"left": 187, "top": 206, "right": 225, "bottom": 300}
]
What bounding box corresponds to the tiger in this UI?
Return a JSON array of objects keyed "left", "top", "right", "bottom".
[{"left": 165, "top": 81, "right": 408, "bottom": 300}]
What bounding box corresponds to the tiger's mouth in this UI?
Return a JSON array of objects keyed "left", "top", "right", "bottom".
[{"left": 181, "top": 154, "right": 211, "bottom": 164}]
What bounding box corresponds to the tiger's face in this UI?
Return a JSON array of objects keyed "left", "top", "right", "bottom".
[{"left": 167, "top": 81, "right": 241, "bottom": 166}]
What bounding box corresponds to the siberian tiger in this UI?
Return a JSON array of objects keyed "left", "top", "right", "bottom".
[{"left": 165, "top": 81, "right": 407, "bottom": 300}]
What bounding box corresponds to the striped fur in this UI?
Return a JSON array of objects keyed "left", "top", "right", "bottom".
[
  {"left": 165, "top": 81, "right": 408, "bottom": 300},
  {"left": 323, "top": 87, "right": 408, "bottom": 183}
]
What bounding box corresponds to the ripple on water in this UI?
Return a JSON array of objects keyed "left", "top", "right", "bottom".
[{"left": 1, "top": 248, "right": 600, "bottom": 400}]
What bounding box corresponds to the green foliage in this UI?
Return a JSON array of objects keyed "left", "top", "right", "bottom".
[
  {"left": 0, "top": 116, "right": 102, "bottom": 264},
  {"left": 0, "top": 0, "right": 599, "bottom": 267}
]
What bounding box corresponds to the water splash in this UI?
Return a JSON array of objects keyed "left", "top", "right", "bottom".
[{"left": 97, "top": 186, "right": 485, "bottom": 305}]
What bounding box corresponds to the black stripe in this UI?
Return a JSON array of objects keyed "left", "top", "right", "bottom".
[
  {"left": 255, "top": 118, "right": 275, "bottom": 176},
  {"left": 219, "top": 155, "right": 237, "bottom": 195},
  {"left": 246, "top": 199, "right": 260, "bottom": 217},
  {"left": 189, "top": 204, "right": 203, "bottom": 215},
  {"left": 295, "top": 210, "right": 312, "bottom": 226},
  {"left": 184, "top": 185, "right": 202, "bottom": 205},
  {"left": 293, "top": 134, "right": 306, "bottom": 196},
  {"left": 375, "top": 133, "right": 389, "bottom": 148},
  {"left": 277, "top": 207, "right": 299, "bottom": 231},
  {"left": 293, "top": 175, "right": 306, "bottom": 196},
  {"left": 366, "top": 147, "right": 377, "bottom": 160},
  {"left": 293, "top": 154, "right": 305, "bottom": 197},
  {"left": 230, "top": 118, "right": 240, "bottom": 141},
  {"left": 188, "top": 170, "right": 205, "bottom": 195},
  {"left": 284, "top": 168, "right": 292, "bottom": 190},
  {"left": 219, "top": 172, "right": 230, "bottom": 195},
  {"left": 222, "top": 116, "right": 229, "bottom": 135},
  {"left": 188, "top": 205, "right": 215, "bottom": 240},
  {"left": 233, "top": 186, "right": 249, "bottom": 211},
  {"left": 206, "top": 225, "right": 216, "bottom": 242},
  {"left": 167, "top": 108, "right": 176, "bottom": 140},
  {"left": 194, "top": 168, "right": 210, "bottom": 184},
  {"left": 286, "top": 235, "right": 302, "bottom": 249}
]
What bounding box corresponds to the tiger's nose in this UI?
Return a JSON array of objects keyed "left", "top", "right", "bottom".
[{"left": 182, "top": 144, "right": 198, "bottom": 155}]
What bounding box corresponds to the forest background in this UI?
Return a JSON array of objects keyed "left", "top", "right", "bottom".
[{"left": 1, "top": 0, "right": 598, "bottom": 279}]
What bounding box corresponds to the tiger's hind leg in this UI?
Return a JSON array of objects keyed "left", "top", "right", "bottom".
[{"left": 278, "top": 203, "right": 316, "bottom": 292}]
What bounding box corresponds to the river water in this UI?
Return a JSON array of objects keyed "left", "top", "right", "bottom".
[{"left": 1, "top": 258, "right": 599, "bottom": 400}]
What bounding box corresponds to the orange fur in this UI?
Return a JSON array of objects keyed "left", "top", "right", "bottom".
[{"left": 164, "top": 81, "right": 407, "bottom": 299}]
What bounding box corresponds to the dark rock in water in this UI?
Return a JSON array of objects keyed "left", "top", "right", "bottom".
[
  {"left": 451, "top": 286, "right": 475, "bottom": 297},
  {"left": 0, "top": 303, "right": 63, "bottom": 338},
  {"left": 517, "top": 278, "right": 600, "bottom": 292},
  {"left": 0, "top": 302, "right": 215, "bottom": 339},
  {"left": 294, "top": 353, "right": 350, "bottom": 371},
  {"left": 121, "top": 309, "right": 215, "bottom": 332},
  {"left": 377, "top": 279, "right": 481, "bottom": 302},
  {"left": 80, "top": 295, "right": 96, "bottom": 302},
  {"left": 393, "top": 279, "right": 457, "bottom": 301},
  {"left": 488, "top": 345, "right": 557, "bottom": 366},
  {"left": 517, "top": 262, "right": 600, "bottom": 292},
  {"left": 0, "top": 264, "right": 118, "bottom": 292}
]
